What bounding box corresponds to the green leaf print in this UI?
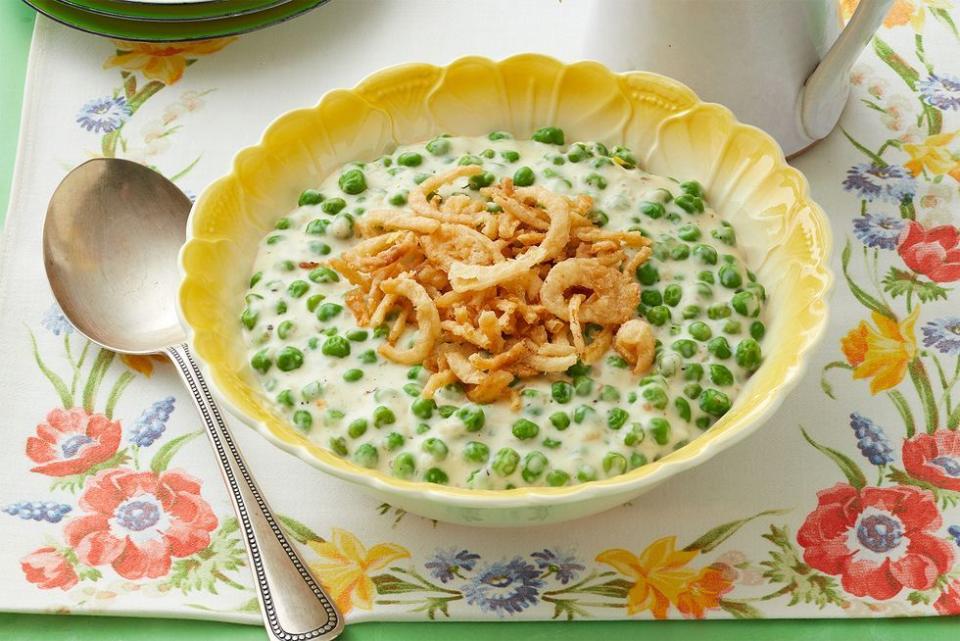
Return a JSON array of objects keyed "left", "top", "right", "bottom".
[
  {"left": 167, "top": 517, "right": 247, "bottom": 594},
  {"left": 277, "top": 514, "right": 325, "bottom": 545},
  {"left": 842, "top": 240, "right": 894, "bottom": 320},
  {"left": 81, "top": 349, "right": 115, "bottom": 413},
  {"left": 760, "top": 525, "right": 846, "bottom": 609},
  {"left": 29, "top": 330, "right": 72, "bottom": 408},
  {"left": 372, "top": 574, "right": 423, "bottom": 595},
  {"left": 882, "top": 268, "right": 949, "bottom": 303},
  {"left": 800, "top": 428, "right": 867, "bottom": 490},
  {"left": 684, "top": 509, "right": 790, "bottom": 554},
  {"left": 150, "top": 430, "right": 203, "bottom": 473},
  {"left": 718, "top": 598, "right": 763, "bottom": 619}
]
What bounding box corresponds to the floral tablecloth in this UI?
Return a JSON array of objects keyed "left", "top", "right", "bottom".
[{"left": 2, "top": 0, "right": 960, "bottom": 624}]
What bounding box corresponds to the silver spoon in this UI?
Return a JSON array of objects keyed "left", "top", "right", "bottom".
[{"left": 43, "top": 158, "right": 343, "bottom": 641}]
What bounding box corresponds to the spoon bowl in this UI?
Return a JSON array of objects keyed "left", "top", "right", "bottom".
[
  {"left": 42, "top": 158, "right": 343, "bottom": 641},
  {"left": 43, "top": 158, "right": 189, "bottom": 354}
]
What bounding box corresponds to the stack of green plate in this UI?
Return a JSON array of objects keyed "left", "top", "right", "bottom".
[{"left": 22, "top": 0, "right": 330, "bottom": 41}]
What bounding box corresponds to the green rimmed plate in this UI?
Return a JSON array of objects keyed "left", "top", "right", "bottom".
[
  {"left": 54, "top": 0, "right": 293, "bottom": 22},
  {"left": 22, "top": 0, "right": 329, "bottom": 41}
]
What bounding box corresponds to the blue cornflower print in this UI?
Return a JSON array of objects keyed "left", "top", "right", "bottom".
[
  {"left": 852, "top": 214, "right": 906, "bottom": 250},
  {"left": 3, "top": 501, "right": 72, "bottom": 523},
  {"left": 919, "top": 73, "right": 960, "bottom": 110},
  {"left": 949, "top": 525, "right": 960, "bottom": 547},
  {"left": 425, "top": 548, "right": 480, "bottom": 583},
  {"left": 849, "top": 413, "right": 894, "bottom": 466},
  {"left": 76, "top": 96, "right": 132, "bottom": 134},
  {"left": 530, "top": 549, "right": 584, "bottom": 584},
  {"left": 129, "top": 396, "right": 176, "bottom": 447},
  {"left": 842, "top": 163, "right": 916, "bottom": 203},
  {"left": 462, "top": 558, "right": 543, "bottom": 615},
  {"left": 40, "top": 304, "right": 73, "bottom": 336},
  {"left": 921, "top": 318, "right": 960, "bottom": 355}
]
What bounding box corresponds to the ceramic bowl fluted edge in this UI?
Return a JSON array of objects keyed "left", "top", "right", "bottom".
[{"left": 178, "top": 54, "right": 834, "bottom": 527}]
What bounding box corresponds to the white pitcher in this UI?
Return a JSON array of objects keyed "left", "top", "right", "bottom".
[{"left": 585, "top": 0, "right": 894, "bottom": 156}]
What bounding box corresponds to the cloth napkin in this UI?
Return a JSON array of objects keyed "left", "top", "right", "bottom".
[{"left": 2, "top": 0, "right": 960, "bottom": 624}]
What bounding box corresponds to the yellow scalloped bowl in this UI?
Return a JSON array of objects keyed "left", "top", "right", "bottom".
[{"left": 179, "top": 55, "right": 833, "bottom": 526}]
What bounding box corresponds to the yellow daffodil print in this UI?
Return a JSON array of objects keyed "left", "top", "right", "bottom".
[
  {"left": 307, "top": 529, "right": 410, "bottom": 615},
  {"left": 903, "top": 131, "right": 960, "bottom": 181},
  {"left": 104, "top": 39, "right": 237, "bottom": 85},
  {"left": 841, "top": 307, "right": 920, "bottom": 394}
]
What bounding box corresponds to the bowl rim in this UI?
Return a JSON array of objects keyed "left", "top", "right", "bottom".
[{"left": 177, "top": 53, "right": 834, "bottom": 509}]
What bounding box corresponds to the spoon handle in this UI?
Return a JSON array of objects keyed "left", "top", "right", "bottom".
[{"left": 166, "top": 343, "right": 344, "bottom": 641}]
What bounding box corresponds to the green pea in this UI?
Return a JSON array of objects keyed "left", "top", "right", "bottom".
[
  {"left": 388, "top": 191, "right": 408, "bottom": 207},
  {"left": 567, "top": 143, "right": 590, "bottom": 162},
  {"left": 512, "top": 166, "right": 535, "bottom": 186},
  {"left": 321, "top": 335, "right": 350, "bottom": 358},
  {"left": 397, "top": 151, "right": 422, "bottom": 167},
  {"left": 282, "top": 282, "right": 307, "bottom": 301},
  {"left": 321, "top": 197, "right": 346, "bottom": 215},
  {"left": 680, "top": 180, "right": 704, "bottom": 197},
  {"left": 458, "top": 154, "right": 482, "bottom": 166},
  {"left": 347, "top": 418, "right": 368, "bottom": 439},
  {"left": 492, "top": 447, "right": 520, "bottom": 476},
  {"left": 457, "top": 405, "right": 485, "bottom": 432},
  {"left": 719, "top": 265, "right": 742, "bottom": 289},
  {"left": 350, "top": 443, "right": 378, "bottom": 469},
  {"left": 646, "top": 305, "right": 671, "bottom": 326},
  {"left": 275, "top": 300, "right": 288, "bottom": 315},
  {"left": 675, "top": 397, "right": 692, "bottom": 422},
  {"left": 488, "top": 130, "right": 512, "bottom": 141},
  {"left": 573, "top": 375, "right": 593, "bottom": 396},
  {"left": 343, "top": 368, "right": 364, "bottom": 383},
  {"left": 544, "top": 381, "right": 571, "bottom": 405},
  {"left": 675, "top": 193, "right": 704, "bottom": 213},
  {"left": 379, "top": 433, "right": 403, "bottom": 453},
  {"left": 302, "top": 296, "right": 324, "bottom": 315},
  {"left": 641, "top": 385, "right": 669, "bottom": 410},
  {"left": 607, "top": 354, "right": 629, "bottom": 369},
  {"left": 682, "top": 305, "right": 702, "bottom": 320},
  {"left": 309, "top": 242, "right": 332, "bottom": 256},
  {"left": 663, "top": 284, "right": 683, "bottom": 307},
  {"left": 276, "top": 389, "right": 295, "bottom": 407},
  {"left": 249, "top": 271, "right": 263, "bottom": 288},
  {"left": 423, "top": 467, "right": 448, "bottom": 484},
  {"left": 750, "top": 320, "right": 766, "bottom": 341},
  {"left": 709, "top": 364, "right": 733, "bottom": 386},
  {"left": 547, "top": 469, "right": 570, "bottom": 487},
  {"left": 266, "top": 234, "right": 284, "bottom": 245},
  {"left": 279, "top": 260, "right": 296, "bottom": 272},
  {"left": 607, "top": 407, "right": 629, "bottom": 430},
  {"left": 641, "top": 289, "right": 662, "bottom": 306},
  {"left": 500, "top": 150, "right": 520, "bottom": 162},
  {"left": 671, "top": 339, "right": 698, "bottom": 358},
  {"left": 370, "top": 406, "right": 395, "bottom": 428},
  {"left": 308, "top": 267, "right": 339, "bottom": 283},
  {"left": 240, "top": 307, "right": 259, "bottom": 330},
  {"left": 341, "top": 330, "right": 366, "bottom": 343},
  {"left": 392, "top": 453, "right": 416, "bottom": 478},
  {"left": 325, "top": 409, "right": 345, "bottom": 426},
  {"left": 532, "top": 126, "right": 565, "bottom": 145},
  {"left": 603, "top": 452, "right": 628, "bottom": 476},
  {"left": 299, "top": 189, "right": 324, "bottom": 206},
  {"left": 486, "top": 202, "right": 502, "bottom": 213},
  {"left": 613, "top": 146, "right": 637, "bottom": 169},
  {"left": 463, "top": 441, "right": 490, "bottom": 464},
  {"left": 402, "top": 383, "right": 423, "bottom": 397},
  {"left": 573, "top": 405, "right": 596, "bottom": 424},
  {"left": 731, "top": 291, "right": 759, "bottom": 317},
  {"left": 405, "top": 365, "right": 423, "bottom": 381},
  {"left": 422, "top": 437, "right": 449, "bottom": 461},
  {"left": 624, "top": 423, "right": 645, "bottom": 446},
  {"left": 301, "top": 381, "right": 323, "bottom": 401},
  {"left": 543, "top": 438, "right": 562, "bottom": 449},
  {"left": 415, "top": 423, "right": 430, "bottom": 435},
  {"left": 699, "top": 388, "right": 732, "bottom": 417},
  {"left": 630, "top": 452, "right": 649, "bottom": 469},
  {"left": 426, "top": 137, "right": 451, "bottom": 155},
  {"left": 722, "top": 320, "right": 741, "bottom": 335},
  {"left": 512, "top": 418, "right": 539, "bottom": 440},
  {"left": 411, "top": 397, "right": 436, "bottom": 419},
  {"left": 272, "top": 217, "right": 292, "bottom": 232},
  {"left": 693, "top": 244, "right": 718, "bottom": 265},
  {"left": 688, "top": 321, "right": 712, "bottom": 342},
  {"left": 338, "top": 168, "right": 367, "bottom": 195},
  {"left": 276, "top": 347, "right": 304, "bottom": 372},
  {"left": 707, "top": 336, "right": 732, "bottom": 359},
  {"left": 288, "top": 410, "right": 311, "bottom": 433},
  {"left": 588, "top": 210, "right": 609, "bottom": 227},
  {"left": 636, "top": 262, "right": 660, "bottom": 286},
  {"left": 677, "top": 224, "right": 702, "bottom": 241},
  {"left": 698, "top": 270, "right": 715, "bottom": 285},
  {"left": 567, "top": 360, "right": 592, "bottom": 377},
  {"left": 684, "top": 383, "right": 703, "bottom": 400},
  {"left": 576, "top": 464, "right": 598, "bottom": 483},
  {"left": 305, "top": 219, "right": 328, "bottom": 237},
  {"left": 712, "top": 222, "right": 736, "bottom": 246},
  {"left": 372, "top": 324, "right": 389, "bottom": 339},
  {"left": 735, "top": 338, "right": 763, "bottom": 371},
  {"left": 600, "top": 385, "right": 621, "bottom": 402},
  {"left": 436, "top": 403, "right": 457, "bottom": 418},
  {"left": 358, "top": 349, "right": 377, "bottom": 364},
  {"left": 640, "top": 201, "right": 665, "bottom": 219},
  {"left": 469, "top": 171, "right": 496, "bottom": 190},
  {"left": 649, "top": 418, "right": 671, "bottom": 445},
  {"left": 550, "top": 411, "right": 571, "bottom": 430},
  {"left": 522, "top": 451, "right": 548, "bottom": 483},
  {"left": 672, "top": 243, "right": 693, "bottom": 260},
  {"left": 277, "top": 320, "right": 295, "bottom": 340},
  {"left": 707, "top": 304, "right": 732, "bottom": 320},
  {"left": 316, "top": 303, "right": 343, "bottom": 321},
  {"left": 585, "top": 173, "right": 608, "bottom": 190},
  {"left": 746, "top": 282, "right": 766, "bottom": 302}
]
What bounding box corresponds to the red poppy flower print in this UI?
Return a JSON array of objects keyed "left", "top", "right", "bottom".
[
  {"left": 64, "top": 468, "right": 217, "bottom": 580},
  {"left": 935, "top": 579, "right": 960, "bottom": 615},
  {"left": 902, "top": 430, "right": 960, "bottom": 492},
  {"left": 26, "top": 408, "right": 121, "bottom": 477},
  {"left": 20, "top": 547, "right": 78, "bottom": 590},
  {"left": 897, "top": 221, "right": 960, "bottom": 283},
  {"left": 797, "top": 483, "right": 953, "bottom": 600}
]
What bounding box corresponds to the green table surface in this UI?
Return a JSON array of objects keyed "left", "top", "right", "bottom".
[{"left": 1, "top": 3, "right": 958, "bottom": 640}]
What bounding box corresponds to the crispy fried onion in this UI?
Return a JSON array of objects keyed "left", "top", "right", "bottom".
[{"left": 333, "top": 167, "right": 655, "bottom": 402}]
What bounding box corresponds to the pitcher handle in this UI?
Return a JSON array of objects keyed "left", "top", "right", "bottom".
[{"left": 800, "top": 0, "right": 895, "bottom": 141}]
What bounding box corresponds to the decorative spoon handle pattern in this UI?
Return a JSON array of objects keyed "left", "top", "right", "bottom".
[{"left": 166, "top": 343, "right": 343, "bottom": 641}]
